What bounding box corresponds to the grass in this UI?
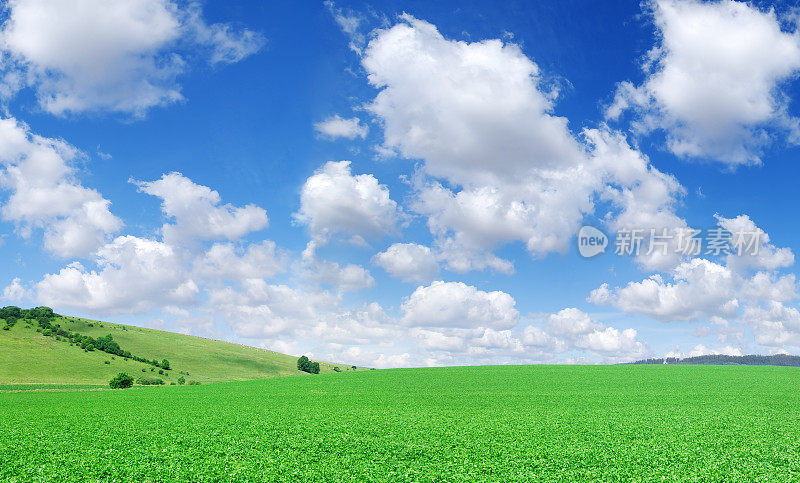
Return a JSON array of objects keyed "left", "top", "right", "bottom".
[
  {"left": 2, "top": 364, "right": 800, "bottom": 480},
  {"left": 0, "top": 316, "right": 361, "bottom": 386}
]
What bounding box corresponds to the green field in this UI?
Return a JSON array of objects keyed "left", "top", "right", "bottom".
[
  {"left": 2, "top": 364, "right": 800, "bottom": 480},
  {"left": 0, "top": 315, "right": 360, "bottom": 387}
]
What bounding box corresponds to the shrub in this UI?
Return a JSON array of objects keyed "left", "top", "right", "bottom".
[
  {"left": 188, "top": 380, "right": 200, "bottom": 385},
  {"left": 42, "top": 329, "right": 52, "bottom": 336},
  {"left": 136, "top": 377, "right": 165, "bottom": 386},
  {"left": 333, "top": 367, "right": 341, "bottom": 372},
  {"left": 297, "top": 356, "right": 321, "bottom": 374},
  {"left": 351, "top": 366, "right": 357, "bottom": 370},
  {"left": 109, "top": 373, "right": 134, "bottom": 389},
  {"left": 141, "top": 368, "right": 146, "bottom": 372},
  {"left": 170, "top": 382, "right": 176, "bottom": 385},
  {"left": 161, "top": 359, "right": 170, "bottom": 370},
  {"left": 1, "top": 324, "right": 9, "bottom": 331},
  {"left": 104, "top": 361, "right": 110, "bottom": 365},
  {"left": 158, "top": 369, "right": 164, "bottom": 375},
  {"left": 177, "top": 376, "right": 186, "bottom": 385}
]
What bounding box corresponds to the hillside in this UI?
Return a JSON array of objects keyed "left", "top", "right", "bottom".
[
  {"left": 0, "top": 308, "right": 362, "bottom": 387},
  {"left": 630, "top": 354, "right": 800, "bottom": 366}
]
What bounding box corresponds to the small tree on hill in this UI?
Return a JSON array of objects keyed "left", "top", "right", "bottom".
[
  {"left": 109, "top": 373, "right": 134, "bottom": 389},
  {"left": 297, "top": 355, "right": 320, "bottom": 374},
  {"left": 161, "top": 359, "right": 170, "bottom": 370}
]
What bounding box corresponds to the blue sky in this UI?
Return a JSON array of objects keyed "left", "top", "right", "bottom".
[{"left": 2, "top": 0, "right": 800, "bottom": 367}]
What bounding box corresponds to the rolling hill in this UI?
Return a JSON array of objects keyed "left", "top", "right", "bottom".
[{"left": 0, "top": 310, "right": 362, "bottom": 388}]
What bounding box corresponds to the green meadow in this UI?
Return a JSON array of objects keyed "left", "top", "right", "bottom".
[{"left": 2, "top": 365, "right": 800, "bottom": 480}]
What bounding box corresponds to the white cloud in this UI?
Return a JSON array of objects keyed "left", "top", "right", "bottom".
[
  {"left": 401, "top": 281, "right": 518, "bottom": 329},
  {"left": 372, "top": 243, "right": 439, "bottom": 282},
  {"left": 0, "top": 0, "right": 263, "bottom": 116},
  {"left": 0, "top": 117, "right": 122, "bottom": 257},
  {"left": 134, "top": 172, "right": 268, "bottom": 245},
  {"left": 2, "top": 277, "right": 26, "bottom": 302},
  {"left": 589, "top": 215, "right": 797, "bottom": 321},
  {"left": 35, "top": 235, "right": 198, "bottom": 314},
  {"left": 314, "top": 115, "right": 369, "bottom": 140},
  {"left": 194, "top": 241, "right": 287, "bottom": 281},
  {"left": 362, "top": 16, "right": 686, "bottom": 273},
  {"left": 607, "top": 0, "right": 800, "bottom": 165},
  {"left": 716, "top": 214, "right": 794, "bottom": 273},
  {"left": 545, "top": 307, "right": 600, "bottom": 337},
  {"left": 294, "top": 161, "right": 404, "bottom": 244}
]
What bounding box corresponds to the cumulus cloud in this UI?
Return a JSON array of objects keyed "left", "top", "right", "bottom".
[
  {"left": 134, "top": 172, "right": 268, "bottom": 245},
  {"left": 372, "top": 243, "right": 439, "bottom": 282},
  {"left": 35, "top": 235, "right": 198, "bottom": 313},
  {"left": 299, "top": 242, "right": 375, "bottom": 292},
  {"left": 589, "top": 215, "right": 797, "bottom": 321},
  {"left": 2, "top": 277, "right": 26, "bottom": 302},
  {"left": 314, "top": 115, "right": 369, "bottom": 140},
  {"left": 362, "top": 15, "right": 686, "bottom": 273},
  {"left": 0, "top": 117, "right": 122, "bottom": 257},
  {"left": 607, "top": 0, "right": 800, "bottom": 165},
  {"left": 0, "top": 0, "right": 264, "bottom": 116},
  {"left": 294, "top": 161, "right": 404, "bottom": 245},
  {"left": 194, "top": 241, "right": 287, "bottom": 281},
  {"left": 401, "top": 281, "right": 519, "bottom": 329}
]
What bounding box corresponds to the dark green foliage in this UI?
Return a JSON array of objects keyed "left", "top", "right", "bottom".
[
  {"left": 141, "top": 369, "right": 146, "bottom": 372},
  {"left": 158, "top": 370, "right": 164, "bottom": 375},
  {"left": 351, "top": 366, "right": 357, "bottom": 370},
  {"left": 108, "top": 373, "right": 133, "bottom": 389},
  {"left": 333, "top": 367, "right": 341, "bottom": 372},
  {"left": 177, "top": 376, "right": 186, "bottom": 385},
  {"left": 631, "top": 354, "right": 800, "bottom": 367},
  {"left": 161, "top": 359, "right": 170, "bottom": 370},
  {"left": 136, "top": 377, "right": 164, "bottom": 386},
  {"left": 1, "top": 324, "right": 8, "bottom": 331},
  {"left": 296, "top": 355, "right": 320, "bottom": 374},
  {"left": 187, "top": 380, "right": 200, "bottom": 385},
  {"left": 104, "top": 361, "right": 110, "bottom": 365}
]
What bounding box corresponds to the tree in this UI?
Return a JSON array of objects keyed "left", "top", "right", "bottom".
[
  {"left": 177, "top": 376, "right": 186, "bottom": 385},
  {"left": 109, "top": 373, "right": 134, "bottom": 389},
  {"left": 297, "top": 355, "right": 320, "bottom": 374},
  {"left": 161, "top": 359, "right": 170, "bottom": 370}
]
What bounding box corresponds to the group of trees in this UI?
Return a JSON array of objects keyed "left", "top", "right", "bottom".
[
  {"left": 631, "top": 354, "right": 800, "bottom": 366},
  {"left": 1, "top": 306, "right": 55, "bottom": 330},
  {"left": 297, "top": 356, "right": 320, "bottom": 374},
  {"left": 1, "top": 306, "right": 174, "bottom": 373}
]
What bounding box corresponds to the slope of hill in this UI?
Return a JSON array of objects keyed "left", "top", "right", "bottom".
[
  {"left": 630, "top": 354, "right": 800, "bottom": 366},
  {"left": 0, "top": 311, "right": 362, "bottom": 387}
]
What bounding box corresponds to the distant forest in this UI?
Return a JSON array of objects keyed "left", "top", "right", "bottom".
[{"left": 630, "top": 354, "right": 800, "bottom": 367}]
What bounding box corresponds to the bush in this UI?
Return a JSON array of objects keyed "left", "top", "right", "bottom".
[
  {"left": 333, "top": 366, "right": 341, "bottom": 372},
  {"left": 297, "top": 355, "right": 321, "bottom": 374},
  {"left": 177, "top": 376, "right": 186, "bottom": 385},
  {"left": 161, "top": 359, "right": 170, "bottom": 370},
  {"left": 42, "top": 329, "right": 52, "bottom": 336},
  {"left": 104, "top": 361, "right": 110, "bottom": 365},
  {"left": 136, "top": 377, "right": 165, "bottom": 386},
  {"left": 188, "top": 380, "right": 200, "bottom": 385},
  {"left": 141, "top": 368, "right": 146, "bottom": 372},
  {"left": 1, "top": 324, "right": 9, "bottom": 331},
  {"left": 109, "top": 373, "right": 134, "bottom": 389},
  {"left": 158, "top": 369, "right": 164, "bottom": 375},
  {"left": 351, "top": 365, "right": 357, "bottom": 370}
]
